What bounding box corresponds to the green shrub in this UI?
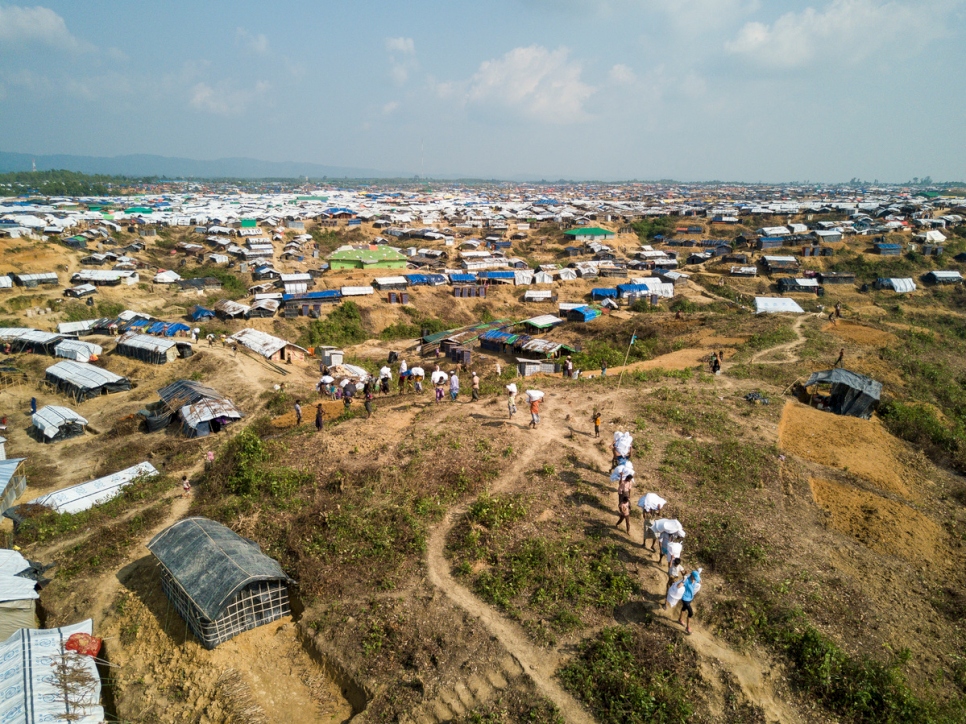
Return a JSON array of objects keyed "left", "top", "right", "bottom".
[
  {"left": 180, "top": 265, "right": 246, "bottom": 297},
  {"left": 559, "top": 626, "right": 695, "bottom": 723},
  {"left": 299, "top": 301, "right": 370, "bottom": 348},
  {"left": 468, "top": 494, "right": 528, "bottom": 529}
]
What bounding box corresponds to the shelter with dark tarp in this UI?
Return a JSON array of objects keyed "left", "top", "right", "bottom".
[
  {"left": 803, "top": 369, "right": 882, "bottom": 419},
  {"left": 45, "top": 361, "right": 132, "bottom": 402},
  {"left": 154, "top": 380, "right": 243, "bottom": 437},
  {"left": 31, "top": 405, "right": 87, "bottom": 443},
  {"left": 147, "top": 517, "right": 293, "bottom": 648},
  {"left": 115, "top": 332, "right": 185, "bottom": 364}
]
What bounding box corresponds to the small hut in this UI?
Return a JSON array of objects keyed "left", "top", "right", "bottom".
[
  {"left": 802, "top": 369, "right": 881, "bottom": 419},
  {"left": 147, "top": 517, "right": 294, "bottom": 649}
]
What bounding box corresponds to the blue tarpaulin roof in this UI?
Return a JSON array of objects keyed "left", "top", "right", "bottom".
[
  {"left": 165, "top": 323, "right": 190, "bottom": 336},
  {"left": 616, "top": 283, "right": 652, "bottom": 295},
  {"left": 281, "top": 289, "right": 342, "bottom": 302},
  {"left": 129, "top": 319, "right": 151, "bottom": 328},
  {"left": 569, "top": 306, "right": 601, "bottom": 322},
  {"left": 591, "top": 288, "right": 618, "bottom": 299},
  {"left": 449, "top": 273, "right": 477, "bottom": 283},
  {"left": 478, "top": 271, "right": 515, "bottom": 279},
  {"left": 405, "top": 274, "right": 431, "bottom": 285},
  {"left": 191, "top": 306, "right": 215, "bottom": 321},
  {"left": 425, "top": 274, "right": 448, "bottom": 285},
  {"left": 147, "top": 321, "right": 167, "bottom": 334}
]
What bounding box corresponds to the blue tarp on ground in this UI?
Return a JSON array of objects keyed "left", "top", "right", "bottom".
[
  {"left": 591, "top": 288, "right": 618, "bottom": 299},
  {"left": 191, "top": 306, "right": 215, "bottom": 321}
]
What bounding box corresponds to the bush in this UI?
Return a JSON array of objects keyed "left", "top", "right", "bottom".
[
  {"left": 180, "top": 265, "right": 247, "bottom": 298},
  {"left": 299, "top": 301, "right": 370, "bottom": 348},
  {"left": 559, "top": 626, "right": 695, "bottom": 723},
  {"left": 468, "top": 494, "right": 528, "bottom": 529},
  {"left": 209, "top": 425, "right": 309, "bottom": 500}
]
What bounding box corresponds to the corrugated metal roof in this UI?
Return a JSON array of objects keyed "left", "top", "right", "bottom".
[
  {"left": 180, "top": 399, "right": 244, "bottom": 427},
  {"left": 229, "top": 328, "right": 306, "bottom": 358},
  {"left": 522, "top": 314, "right": 564, "bottom": 329}
]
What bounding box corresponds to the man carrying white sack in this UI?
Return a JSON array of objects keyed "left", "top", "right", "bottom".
[
  {"left": 666, "top": 569, "right": 703, "bottom": 635},
  {"left": 638, "top": 492, "right": 667, "bottom": 550},
  {"left": 612, "top": 430, "right": 633, "bottom": 468}
]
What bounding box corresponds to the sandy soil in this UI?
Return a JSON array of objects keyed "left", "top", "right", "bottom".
[
  {"left": 777, "top": 401, "right": 919, "bottom": 498},
  {"left": 823, "top": 321, "right": 898, "bottom": 347},
  {"left": 809, "top": 477, "right": 947, "bottom": 567}
]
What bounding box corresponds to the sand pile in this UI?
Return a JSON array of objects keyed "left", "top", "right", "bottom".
[
  {"left": 824, "top": 321, "right": 898, "bottom": 347},
  {"left": 809, "top": 477, "right": 946, "bottom": 566},
  {"left": 778, "top": 401, "right": 914, "bottom": 498}
]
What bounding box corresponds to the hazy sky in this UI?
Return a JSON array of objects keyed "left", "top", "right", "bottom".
[{"left": 1, "top": 1, "right": 964, "bottom": 181}]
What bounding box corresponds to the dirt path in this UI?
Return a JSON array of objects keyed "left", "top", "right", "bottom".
[
  {"left": 749, "top": 314, "right": 813, "bottom": 365},
  {"left": 425, "top": 435, "right": 596, "bottom": 724}
]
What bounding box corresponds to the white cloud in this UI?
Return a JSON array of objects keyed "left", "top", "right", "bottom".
[
  {"left": 385, "top": 37, "right": 417, "bottom": 85},
  {"left": 385, "top": 37, "right": 415, "bottom": 54},
  {"left": 236, "top": 27, "right": 270, "bottom": 56},
  {"left": 726, "top": 0, "right": 950, "bottom": 68},
  {"left": 608, "top": 63, "right": 636, "bottom": 85},
  {"left": 0, "top": 4, "right": 92, "bottom": 51},
  {"left": 465, "top": 45, "right": 594, "bottom": 123},
  {"left": 382, "top": 100, "right": 400, "bottom": 114},
  {"left": 189, "top": 80, "right": 270, "bottom": 115}
]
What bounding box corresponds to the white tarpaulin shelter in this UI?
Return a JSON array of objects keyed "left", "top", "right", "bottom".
[
  {"left": 25, "top": 461, "right": 158, "bottom": 515},
  {"left": 0, "top": 574, "right": 39, "bottom": 641},
  {"left": 54, "top": 339, "right": 102, "bottom": 363},
  {"left": 878, "top": 278, "right": 917, "bottom": 293},
  {"left": 755, "top": 297, "right": 805, "bottom": 314},
  {"left": 0, "top": 619, "right": 105, "bottom": 724},
  {"left": 32, "top": 405, "right": 87, "bottom": 440}
]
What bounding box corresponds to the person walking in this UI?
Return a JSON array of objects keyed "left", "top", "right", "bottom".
[
  {"left": 294, "top": 399, "right": 302, "bottom": 426},
  {"left": 835, "top": 301, "right": 842, "bottom": 319},
  {"left": 662, "top": 558, "right": 685, "bottom": 610},
  {"left": 593, "top": 410, "right": 601, "bottom": 438},
  {"left": 708, "top": 351, "right": 718, "bottom": 373},
  {"left": 471, "top": 372, "right": 480, "bottom": 401},
  {"left": 615, "top": 473, "right": 634, "bottom": 534},
  {"left": 564, "top": 356, "right": 573, "bottom": 378},
  {"left": 204, "top": 450, "right": 215, "bottom": 470},
  {"left": 506, "top": 383, "right": 518, "bottom": 418},
  {"left": 835, "top": 347, "right": 845, "bottom": 368},
  {"left": 529, "top": 395, "right": 541, "bottom": 429},
  {"left": 181, "top": 475, "right": 191, "bottom": 498},
  {"left": 495, "top": 361, "right": 501, "bottom": 376},
  {"left": 315, "top": 403, "right": 324, "bottom": 432},
  {"left": 676, "top": 570, "right": 702, "bottom": 634},
  {"left": 638, "top": 493, "right": 667, "bottom": 550},
  {"left": 450, "top": 371, "right": 460, "bottom": 401},
  {"left": 364, "top": 387, "right": 374, "bottom": 419}
]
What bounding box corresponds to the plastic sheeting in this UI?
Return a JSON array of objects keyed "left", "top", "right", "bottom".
[
  {"left": 803, "top": 368, "right": 882, "bottom": 419},
  {"left": 610, "top": 461, "right": 635, "bottom": 483},
  {"left": 754, "top": 297, "right": 805, "bottom": 314},
  {"left": 637, "top": 493, "right": 667, "bottom": 513},
  {"left": 32, "top": 406, "right": 87, "bottom": 439},
  {"left": 0, "top": 619, "right": 105, "bottom": 724},
  {"left": 650, "top": 518, "right": 686, "bottom": 537},
  {"left": 24, "top": 462, "right": 159, "bottom": 515},
  {"left": 613, "top": 431, "right": 633, "bottom": 457}
]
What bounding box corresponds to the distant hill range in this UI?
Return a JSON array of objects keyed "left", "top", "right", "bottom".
[{"left": 0, "top": 151, "right": 390, "bottom": 179}]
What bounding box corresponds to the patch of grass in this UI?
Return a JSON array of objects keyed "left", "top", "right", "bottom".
[
  {"left": 60, "top": 299, "right": 125, "bottom": 321},
  {"left": 660, "top": 438, "right": 779, "bottom": 496},
  {"left": 558, "top": 626, "right": 696, "bottom": 723},
  {"left": 379, "top": 307, "right": 454, "bottom": 340},
  {"left": 691, "top": 514, "right": 768, "bottom": 576},
  {"left": 468, "top": 493, "right": 528, "bottom": 530},
  {"left": 208, "top": 425, "right": 311, "bottom": 500},
  {"left": 640, "top": 388, "right": 735, "bottom": 436}
]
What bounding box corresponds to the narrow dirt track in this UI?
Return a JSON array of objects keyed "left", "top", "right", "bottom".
[{"left": 750, "top": 313, "right": 814, "bottom": 365}]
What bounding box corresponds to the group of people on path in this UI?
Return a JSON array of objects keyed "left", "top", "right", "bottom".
[{"left": 609, "top": 429, "right": 703, "bottom": 634}]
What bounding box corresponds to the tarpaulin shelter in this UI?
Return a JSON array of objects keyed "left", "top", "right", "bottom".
[
  {"left": 156, "top": 380, "right": 243, "bottom": 437},
  {"left": 0, "top": 458, "right": 27, "bottom": 517},
  {"left": 147, "top": 517, "right": 294, "bottom": 649},
  {"left": 6, "top": 462, "right": 158, "bottom": 521},
  {"left": 31, "top": 405, "right": 87, "bottom": 443},
  {"left": 0, "top": 619, "right": 105, "bottom": 724},
  {"left": 53, "top": 339, "right": 102, "bottom": 363},
  {"left": 803, "top": 369, "right": 882, "bottom": 419},
  {"left": 44, "top": 361, "right": 132, "bottom": 402},
  {"left": 190, "top": 306, "right": 215, "bottom": 321},
  {"left": 0, "top": 550, "right": 40, "bottom": 641},
  {"left": 115, "top": 332, "right": 182, "bottom": 364}
]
